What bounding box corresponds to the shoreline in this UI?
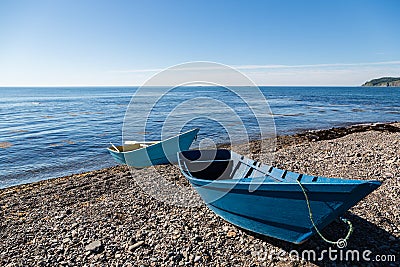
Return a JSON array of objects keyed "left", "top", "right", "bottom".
[
  {"left": 2, "top": 120, "right": 399, "bottom": 192},
  {"left": 1, "top": 121, "right": 399, "bottom": 266},
  {"left": 276, "top": 120, "right": 400, "bottom": 147}
]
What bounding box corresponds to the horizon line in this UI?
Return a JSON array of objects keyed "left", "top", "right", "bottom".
[{"left": 0, "top": 84, "right": 370, "bottom": 87}]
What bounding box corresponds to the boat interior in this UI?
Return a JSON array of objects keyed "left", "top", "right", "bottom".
[
  {"left": 109, "top": 141, "right": 159, "bottom": 152},
  {"left": 179, "top": 149, "right": 325, "bottom": 183}
]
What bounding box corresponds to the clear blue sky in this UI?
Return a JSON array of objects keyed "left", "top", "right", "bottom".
[{"left": 1, "top": 0, "right": 399, "bottom": 86}]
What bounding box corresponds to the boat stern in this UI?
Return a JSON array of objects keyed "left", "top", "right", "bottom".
[{"left": 107, "top": 148, "right": 127, "bottom": 165}]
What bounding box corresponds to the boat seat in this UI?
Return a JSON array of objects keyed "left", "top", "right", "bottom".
[
  {"left": 244, "top": 161, "right": 259, "bottom": 178},
  {"left": 236, "top": 160, "right": 284, "bottom": 182}
]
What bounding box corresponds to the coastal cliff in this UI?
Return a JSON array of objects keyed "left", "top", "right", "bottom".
[{"left": 362, "top": 77, "right": 400, "bottom": 87}]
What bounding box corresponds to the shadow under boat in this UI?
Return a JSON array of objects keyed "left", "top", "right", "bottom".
[{"left": 242, "top": 213, "right": 399, "bottom": 266}]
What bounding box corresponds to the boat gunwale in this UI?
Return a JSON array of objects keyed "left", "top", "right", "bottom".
[
  {"left": 182, "top": 172, "right": 380, "bottom": 187},
  {"left": 107, "top": 128, "right": 199, "bottom": 154},
  {"left": 178, "top": 149, "right": 381, "bottom": 187}
]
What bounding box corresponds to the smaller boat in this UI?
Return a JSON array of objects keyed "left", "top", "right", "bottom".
[
  {"left": 108, "top": 128, "right": 199, "bottom": 169},
  {"left": 178, "top": 149, "right": 381, "bottom": 244}
]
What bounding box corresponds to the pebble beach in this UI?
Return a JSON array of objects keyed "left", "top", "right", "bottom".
[{"left": 1, "top": 122, "right": 399, "bottom": 266}]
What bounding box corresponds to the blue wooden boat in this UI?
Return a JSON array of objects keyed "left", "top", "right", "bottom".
[
  {"left": 108, "top": 128, "right": 199, "bottom": 168},
  {"left": 178, "top": 149, "right": 381, "bottom": 244}
]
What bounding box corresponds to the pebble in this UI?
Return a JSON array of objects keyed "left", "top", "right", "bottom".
[
  {"left": 226, "top": 231, "right": 237, "bottom": 238},
  {"left": 384, "top": 172, "right": 394, "bottom": 178},
  {"left": 205, "top": 232, "right": 213, "bottom": 238},
  {"left": 386, "top": 158, "right": 396, "bottom": 164},
  {"left": 194, "top": 255, "right": 202, "bottom": 263},
  {"left": 85, "top": 240, "right": 103, "bottom": 254},
  {"left": 128, "top": 241, "right": 144, "bottom": 252}
]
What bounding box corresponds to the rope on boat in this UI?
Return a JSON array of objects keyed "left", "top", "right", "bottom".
[{"left": 296, "top": 180, "right": 353, "bottom": 247}]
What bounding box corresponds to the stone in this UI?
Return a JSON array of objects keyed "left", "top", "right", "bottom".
[
  {"left": 85, "top": 240, "right": 104, "bottom": 254},
  {"left": 227, "top": 231, "right": 237, "bottom": 238},
  {"left": 128, "top": 241, "right": 144, "bottom": 252},
  {"left": 194, "top": 255, "right": 201, "bottom": 263},
  {"left": 384, "top": 172, "right": 394, "bottom": 178},
  {"left": 385, "top": 159, "right": 396, "bottom": 164},
  {"left": 173, "top": 253, "right": 184, "bottom": 262},
  {"left": 71, "top": 230, "right": 78, "bottom": 237}
]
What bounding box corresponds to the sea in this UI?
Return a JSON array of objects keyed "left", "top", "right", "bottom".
[{"left": 1, "top": 86, "right": 399, "bottom": 189}]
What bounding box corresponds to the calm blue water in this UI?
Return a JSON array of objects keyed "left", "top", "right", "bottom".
[{"left": 1, "top": 86, "right": 399, "bottom": 188}]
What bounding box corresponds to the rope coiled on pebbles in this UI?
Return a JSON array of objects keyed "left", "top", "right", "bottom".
[{"left": 296, "top": 180, "right": 353, "bottom": 246}]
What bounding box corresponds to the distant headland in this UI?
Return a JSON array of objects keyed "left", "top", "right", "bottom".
[{"left": 362, "top": 77, "right": 400, "bottom": 87}]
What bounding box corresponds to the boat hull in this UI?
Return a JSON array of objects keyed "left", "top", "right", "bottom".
[
  {"left": 108, "top": 128, "right": 199, "bottom": 168},
  {"left": 190, "top": 179, "right": 380, "bottom": 243}
]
